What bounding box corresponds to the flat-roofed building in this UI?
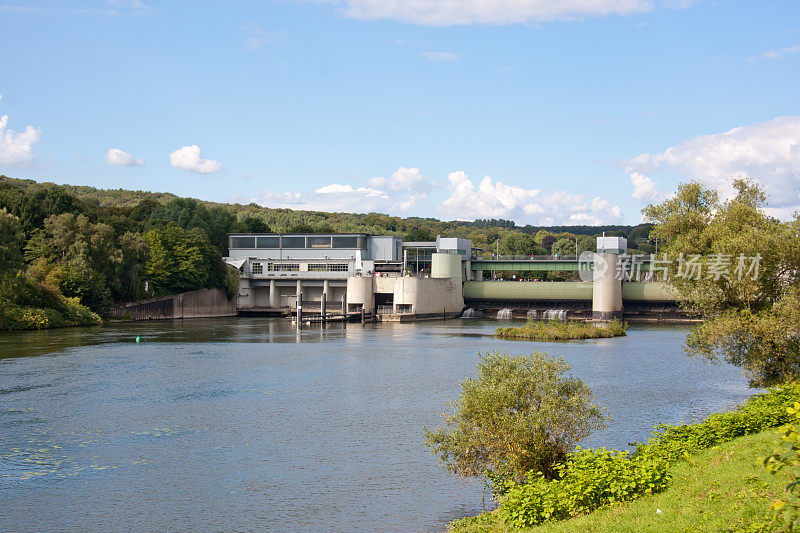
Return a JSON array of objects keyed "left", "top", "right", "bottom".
[{"left": 226, "top": 233, "right": 403, "bottom": 310}]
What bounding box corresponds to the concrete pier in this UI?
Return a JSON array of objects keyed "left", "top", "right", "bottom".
[{"left": 592, "top": 252, "right": 623, "bottom": 320}]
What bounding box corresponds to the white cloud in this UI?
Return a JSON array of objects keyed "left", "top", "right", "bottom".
[
  {"left": 241, "top": 21, "right": 278, "bottom": 51},
  {"left": 0, "top": 114, "right": 41, "bottom": 165},
  {"left": 254, "top": 166, "right": 431, "bottom": 213},
  {"left": 440, "top": 171, "right": 624, "bottom": 225},
  {"left": 628, "top": 170, "right": 665, "bottom": 203},
  {"left": 169, "top": 145, "right": 222, "bottom": 174},
  {"left": 423, "top": 51, "right": 458, "bottom": 61},
  {"left": 331, "top": 0, "right": 655, "bottom": 26},
  {"left": 105, "top": 148, "right": 144, "bottom": 166},
  {"left": 761, "top": 44, "right": 800, "bottom": 60},
  {"left": 625, "top": 115, "right": 800, "bottom": 209}
]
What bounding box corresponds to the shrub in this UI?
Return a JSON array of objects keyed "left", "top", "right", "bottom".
[
  {"left": 424, "top": 350, "right": 609, "bottom": 481},
  {"left": 500, "top": 448, "right": 670, "bottom": 528},
  {"left": 496, "top": 384, "right": 800, "bottom": 529},
  {"left": 635, "top": 384, "right": 800, "bottom": 463}
]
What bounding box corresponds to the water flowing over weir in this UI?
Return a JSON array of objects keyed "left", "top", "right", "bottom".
[
  {"left": 461, "top": 308, "right": 478, "bottom": 318},
  {"left": 526, "top": 310, "right": 539, "bottom": 320},
  {"left": 542, "top": 309, "right": 567, "bottom": 320},
  {"left": 497, "top": 308, "right": 514, "bottom": 319}
]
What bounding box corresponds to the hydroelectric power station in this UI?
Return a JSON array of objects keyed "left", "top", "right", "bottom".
[{"left": 223, "top": 233, "right": 685, "bottom": 323}]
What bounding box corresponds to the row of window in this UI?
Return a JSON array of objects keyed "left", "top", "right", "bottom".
[
  {"left": 250, "top": 262, "right": 349, "bottom": 274},
  {"left": 230, "top": 235, "right": 365, "bottom": 250},
  {"left": 307, "top": 263, "right": 350, "bottom": 272}
]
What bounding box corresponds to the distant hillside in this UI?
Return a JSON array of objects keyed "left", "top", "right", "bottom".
[{"left": 0, "top": 176, "right": 645, "bottom": 242}]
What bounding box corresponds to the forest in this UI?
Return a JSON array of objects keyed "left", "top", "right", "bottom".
[{"left": 0, "top": 176, "right": 654, "bottom": 330}]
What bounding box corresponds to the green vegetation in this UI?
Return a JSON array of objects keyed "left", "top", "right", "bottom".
[
  {"left": 764, "top": 401, "right": 800, "bottom": 530},
  {"left": 495, "top": 319, "right": 626, "bottom": 341},
  {"left": 644, "top": 178, "right": 800, "bottom": 387},
  {"left": 0, "top": 177, "right": 243, "bottom": 330},
  {"left": 448, "top": 383, "right": 800, "bottom": 532},
  {"left": 452, "top": 428, "right": 785, "bottom": 533},
  {"left": 424, "top": 351, "right": 609, "bottom": 482}
]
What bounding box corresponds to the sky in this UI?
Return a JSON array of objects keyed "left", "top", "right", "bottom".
[{"left": 0, "top": 0, "right": 798, "bottom": 225}]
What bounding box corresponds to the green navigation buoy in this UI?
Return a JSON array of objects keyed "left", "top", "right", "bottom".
[{"left": 136, "top": 335, "right": 140, "bottom": 343}]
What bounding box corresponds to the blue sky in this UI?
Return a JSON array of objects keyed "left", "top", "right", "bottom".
[{"left": 1, "top": 0, "right": 798, "bottom": 225}]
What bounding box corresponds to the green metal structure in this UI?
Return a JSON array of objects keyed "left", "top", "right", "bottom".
[{"left": 463, "top": 281, "right": 676, "bottom": 302}]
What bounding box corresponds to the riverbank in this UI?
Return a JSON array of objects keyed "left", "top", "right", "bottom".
[
  {"left": 451, "top": 426, "right": 784, "bottom": 532},
  {"left": 0, "top": 298, "right": 101, "bottom": 331},
  {"left": 495, "top": 318, "right": 626, "bottom": 341}
]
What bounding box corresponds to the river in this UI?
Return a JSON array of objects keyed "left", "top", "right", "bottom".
[{"left": 0, "top": 318, "right": 755, "bottom": 532}]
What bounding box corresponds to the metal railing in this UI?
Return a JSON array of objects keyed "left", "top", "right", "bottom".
[
  {"left": 474, "top": 254, "right": 581, "bottom": 261},
  {"left": 376, "top": 305, "right": 395, "bottom": 315}
]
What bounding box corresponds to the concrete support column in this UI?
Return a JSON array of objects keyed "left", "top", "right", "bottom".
[
  {"left": 296, "top": 280, "right": 302, "bottom": 308},
  {"left": 323, "top": 279, "right": 330, "bottom": 298},
  {"left": 475, "top": 269, "right": 483, "bottom": 281},
  {"left": 592, "top": 253, "right": 623, "bottom": 320},
  {"left": 269, "top": 279, "right": 278, "bottom": 308}
]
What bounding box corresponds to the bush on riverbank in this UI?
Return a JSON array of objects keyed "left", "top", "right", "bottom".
[
  {"left": 425, "top": 351, "right": 609, "bottom": 482},
  {"left": 452, "top": 384, "right": 800, "bottom": 531},
  {"left": 0, "top": 273, "right": 101, "bottom": 331},
  {"left": 495, "top": 319, "right": 626, "bottom": 341},
  {"left": 452, "top": 427, "right": 787, "bottom": 533}
]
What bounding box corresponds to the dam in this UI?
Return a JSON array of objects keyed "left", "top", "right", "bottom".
[{"left": 222, "top": 233, "right": 684, "bottom": 322}]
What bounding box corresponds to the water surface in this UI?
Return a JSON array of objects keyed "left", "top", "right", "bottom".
[{"left": 0, "top": 318, "right": 755, "bottom": 532}]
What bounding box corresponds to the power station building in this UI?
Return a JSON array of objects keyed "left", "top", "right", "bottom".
[{"left": 225, "top": 233, "right": 467, "bottom": 318}]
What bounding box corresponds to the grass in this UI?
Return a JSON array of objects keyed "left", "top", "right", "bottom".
[
  {"left": 495, "top": 319, "right": 626, "bottom": 341},
  {"left": 451, "top": 428, "right": 789, "bottom": 533}
]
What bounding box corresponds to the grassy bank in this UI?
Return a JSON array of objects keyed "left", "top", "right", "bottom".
[
  {"left": 452, "top": 427, "right": 786, "bottom": 532},
  {"left": 495, "top": 319, "right": 626, "bottom": 341}
]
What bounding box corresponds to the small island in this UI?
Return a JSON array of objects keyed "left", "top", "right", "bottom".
[{"left": 495, "top": 318, "right": 626, "bottom": 340}]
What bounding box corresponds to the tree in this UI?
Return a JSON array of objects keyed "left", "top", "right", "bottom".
[
  {"left": 500, "top": 232, "right": 540, "bottom": 256},
  {"left": 405, "top": 228, "right": 434, "bottom": 242},
  {"left": 644, "top": 178, "right": 800, "bottom": 387},
  {"left": 0, "top": 208, "right": 24, "bottom": 276},
  {"left": 424, "top": 350, "right": 608, "bottom": 482},
  {"left": 541, "top": 235, "right": 557, "bottom": 252},
  {"left": 551, "top": 237, "right": 576, "bottom": 257},
  {"left": 143, "top": 224, "right": 228, "bottom": 295}
]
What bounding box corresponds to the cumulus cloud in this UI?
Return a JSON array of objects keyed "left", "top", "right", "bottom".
[
  {"left": 624, "top": 115, "right": 800, "bottom": 209},
  {"left": 331, "top": 0, "right": 655, "bottom": 25},
  {"left": 105, "top": 148, "right": 144, "bottom": 166},
  {"left": 628, "top": 170, "right": 665, "bottom": 203},
  {"left": 0, "top": 113, "right": 41, "bottom": 165},
  {"left": 169, "top": 145, "right": 222, "bottom": 174},
  {"left": 423, "top": 51, "right": 458, "bottom": 61},
  {"left": 254, "top": 166, "right": 432, "bottom": 213},
  {"left": 440, "top": 172, "right": 624, "bottom": 225}
]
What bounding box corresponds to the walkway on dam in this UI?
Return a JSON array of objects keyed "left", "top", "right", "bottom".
[{"left": 470, "top": 254, "right": 654, "bottom": 273}]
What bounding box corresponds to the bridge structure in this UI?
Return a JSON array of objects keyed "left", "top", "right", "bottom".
[{"left": 464, "top": 244, "right": 682, "bottom": 320}]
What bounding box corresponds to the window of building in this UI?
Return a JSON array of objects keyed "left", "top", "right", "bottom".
[
  {"left": 332, "top": 236, "right": 359, "bottom": 249},
  {"left": 251, "top": 262, "right": 263, "bottom": 274},
  {"left": 396, "top": 304, "right": 413, "bottom": 314},
  {"left": 307, "top": 236, "right": 332, "bottom": 248},
  {"left": 256, "top": 236, "right": 280, "bottom": 249},
  {"left": 308, "top": 263, "right": 349, "bottom": 272},
  {"left": 281, "top": 236, "right": 306, "bottom": 248},
  {"left": 230, "top": 236, "right": 256, "bottom": 249},
  {"left": 268, "top": 263, "right": 300, "bottom": 272}
]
